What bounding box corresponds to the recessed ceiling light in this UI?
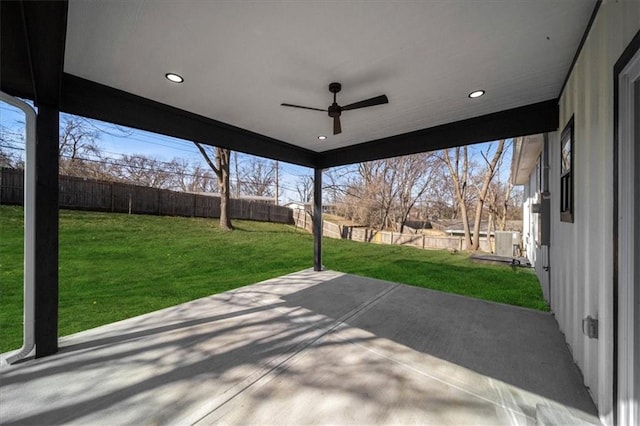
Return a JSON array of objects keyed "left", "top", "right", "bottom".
[
  {"left": 165, "top": 73, "right": 184, "bottom": 83},
  {"left": 317, "top": 136, "right": 327, "bottom": 140},
  {"left": 468, "top": 90, "right": 485, "bottom": 99}
]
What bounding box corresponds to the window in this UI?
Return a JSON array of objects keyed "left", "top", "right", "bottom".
[{"left": 560, "top": 116, "right": 574, "bottom": 222}]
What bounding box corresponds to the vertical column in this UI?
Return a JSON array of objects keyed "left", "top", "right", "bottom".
[
  {"left": 35, "top": 104, "right": 59, "bottom": 357},
  {"left": 313, "top": 168, "right": 323, "bottom": 271}
]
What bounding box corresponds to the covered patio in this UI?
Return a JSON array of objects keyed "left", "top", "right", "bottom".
[
  {"left": 0, "top": 0, "right": 594, "bottom": 357},
  {"left": 2, "top": 0, "right": 619, "bottom": 424},
  {"left": 2, "top": 270, "right": 598, "bottom": 425}
]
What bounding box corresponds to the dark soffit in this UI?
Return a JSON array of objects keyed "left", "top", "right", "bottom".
[
  {"left": 316, "top": 99, "right": 559, "bottom": 168},
  {"left": 0, "top": 1, "right": 34, "bottom": 100},
  {"left": 0, "top": 0, "right": 67, "bottom": 106},
  {"left": 61, "top": 74, "right": 318, "bottom": 168}
]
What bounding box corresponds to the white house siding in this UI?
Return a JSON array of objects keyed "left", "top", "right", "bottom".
[
  {"left": 554, "top": 2, "right": 640, "bottom": 424},
  {"left": 522, "top": 164, "right": 537, "bottom": 265},
  {"left": 523, "top": 160, "right": 553, "bottom": 303}
]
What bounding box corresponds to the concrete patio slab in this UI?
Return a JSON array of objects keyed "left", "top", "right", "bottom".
[{"left": 0, "top": 269, "right": 599, "bottom": 425}]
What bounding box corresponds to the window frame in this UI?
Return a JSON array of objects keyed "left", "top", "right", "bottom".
[{"left": 560, "top": 116, "right": 574, "bottom": 223}]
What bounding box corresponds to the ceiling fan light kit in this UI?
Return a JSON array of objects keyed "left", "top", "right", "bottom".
[{"left": 282, "top": 82, "right": 388, "bottom": 135}]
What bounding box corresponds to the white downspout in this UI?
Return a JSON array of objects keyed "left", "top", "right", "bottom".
[{"left": 1, "top": 92, "right": 36, "bottom": 365}]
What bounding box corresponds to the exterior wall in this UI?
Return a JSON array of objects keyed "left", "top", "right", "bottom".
[
  {"left": 522, "top": 162, "right": 539, "bottom": 267},
  {"left": 554, "top": 2, "right": 640, "bottom": 424},
  {"left": 521, "top": 158, "right": 553, "bottom": 303}
]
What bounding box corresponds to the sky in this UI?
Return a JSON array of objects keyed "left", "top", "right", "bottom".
[
  {"left": 0, "top": 100, "right": 313, "bottom": 203},
  {"left": 1, "top": 99, "right": 513, "bottom": 204}
]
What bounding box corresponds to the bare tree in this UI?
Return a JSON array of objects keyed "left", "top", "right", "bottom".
[
  {"left": 57, "top": 115, "right": 133, "bottom": 179},
  {"left": 239, "top": 158, "right": 275, "bottom": 197},
  {"left": 0, "top": 125, "right": 25, "bottom": 169},
  {"left": 423, "top": 164, "right": 459, "bottom": 220},
  {"left": 390, "top": 153, "right": 439, "bottom": 233},
  {"left": 324, "top": 166, "right": 355, "bottom": 205},
  {"left": 485, "top": 141, "right": 521, "bottom": 232},
  {"left": 295, "top": 175, "right": 314, "bottom": 203},
  {"left": 441, "top": 141, "right": 506, "bottom": 250},
  {"left": 195, "top": 143, "right": 233, "bottom": 230},
  {"left": 58, "top": 117, "right": 103, "bottom": 177},
  {"left": 166, "top": 159, "right": 216, "bottom": 193},
  {"left": 486, "top": 178, "right": 514, "bottom": 232},
  {"left": 0, "top": 149, "right": 21, "bottom": 168},
  {"left": 331, "top": 153, "right": 439, "bottom": 231},
  {"left": 441, "top": 146, "right": 473, "bottom": 248},
  {"left": 470, "top": 140, "right": 505, "bottom": 249},
  {"left": 114, "top": 154, "right": 172, "bottom": 188}
]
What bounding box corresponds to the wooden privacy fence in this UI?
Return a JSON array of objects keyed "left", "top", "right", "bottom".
[
  {"left": 0, "top": 168, "right": 293, "bottom": 224},
  {"left": 293, "top": 209, "right": 491, "bottom": 252}
]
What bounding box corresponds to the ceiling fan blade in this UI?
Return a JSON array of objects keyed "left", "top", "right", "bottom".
[
  {"left": 333, "top": 116, "right": 342, "bottom": 135},
  {"left": 341, "top": 94, "right": 389, "bottom": 111},
  {"left": 281, "top": 103, "right": 326, "bottom": 112}
]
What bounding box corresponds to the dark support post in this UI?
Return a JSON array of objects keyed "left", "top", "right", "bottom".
[
  {"left": 313, "top": 168, "right": 323, "bottom": 271},
  {"left": 35, "top": 104, "right": 59, "bottom": 358}
]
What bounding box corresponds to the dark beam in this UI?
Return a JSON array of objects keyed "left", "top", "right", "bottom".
[
  {"left": 316, "top": 99, "right": 559, "bottom": 168},
  {"left": 313, "top": 168, "right": 323, "bottom": 271},
  {"left": 61, "top": 74, "right": 318, "bottom": 168},
  {"left": 11, "top": 0, "right": 68, "bottom": 358},
  {"left": 0, "top": 1, "right": 68, "bottom": 105},
  {"left": 0, "top": 1, "right": 34, "bottom": 99},
  {"left": 34, "top": 105, "right": 60, "bottom": 358},
  {"left": 21, "top": 0, "right": 68, "bottom": 105}
]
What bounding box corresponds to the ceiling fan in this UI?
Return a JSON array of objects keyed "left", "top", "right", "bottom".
[{"left": 281, "top": 82, "right": 388, "bottom": 135}]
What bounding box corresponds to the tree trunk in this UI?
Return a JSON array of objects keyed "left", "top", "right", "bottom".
[
  {"left": 499, "top": 180, "right": 513, "bottom": 231},
  {"left": 442, "top": 147, "right": 472, "bottom": 249},
  {"left": 460, "top": 200, "right": 472, "bottom": 249},
  {"left": 194, "top": 142, "right": 233, "bottom": 231},
  {"left": 217, "top": 148, "right": 233, "bottom": 231},
  {"left": 487, "top": 211, "right": 495, "bottom": 252},
  {"left": 471, "top": 140, "right": 505, "bottom": 250}
]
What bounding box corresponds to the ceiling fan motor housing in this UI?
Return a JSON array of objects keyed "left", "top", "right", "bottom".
[{"left": 328, "top": 82, "right": 342, "bottom": 117}]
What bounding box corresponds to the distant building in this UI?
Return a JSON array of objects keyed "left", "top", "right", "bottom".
[{"left": 283, "top": 202, "right": 336, "bottom": 214}]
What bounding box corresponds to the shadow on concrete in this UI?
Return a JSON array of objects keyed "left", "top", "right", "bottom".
[
  {"left": 1, "top": 270, "right": 598, "bottom": 424},
  {"left": 281, "top": 274, "right": 597, "bottom": 416}
]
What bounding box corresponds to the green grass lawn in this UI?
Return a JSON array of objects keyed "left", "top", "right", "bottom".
[{"left": 0, "top": 205, "right": 547, "bottom": 352}]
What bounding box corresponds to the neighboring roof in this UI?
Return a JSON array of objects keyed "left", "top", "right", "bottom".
[
  {"left": 284, "top": 201, "right": 305, "bottom": 208},
  {"left": 1, "top": 0, "right": 598, "bottom": 167}
]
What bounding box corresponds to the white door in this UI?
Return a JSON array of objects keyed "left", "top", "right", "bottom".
[{"left": 617, "top": 44, "right": 640, "bottom": 426}]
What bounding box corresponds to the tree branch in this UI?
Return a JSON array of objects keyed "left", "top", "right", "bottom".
[{"left": 194, "top": 142, "right": 221, "bottom": 178}]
